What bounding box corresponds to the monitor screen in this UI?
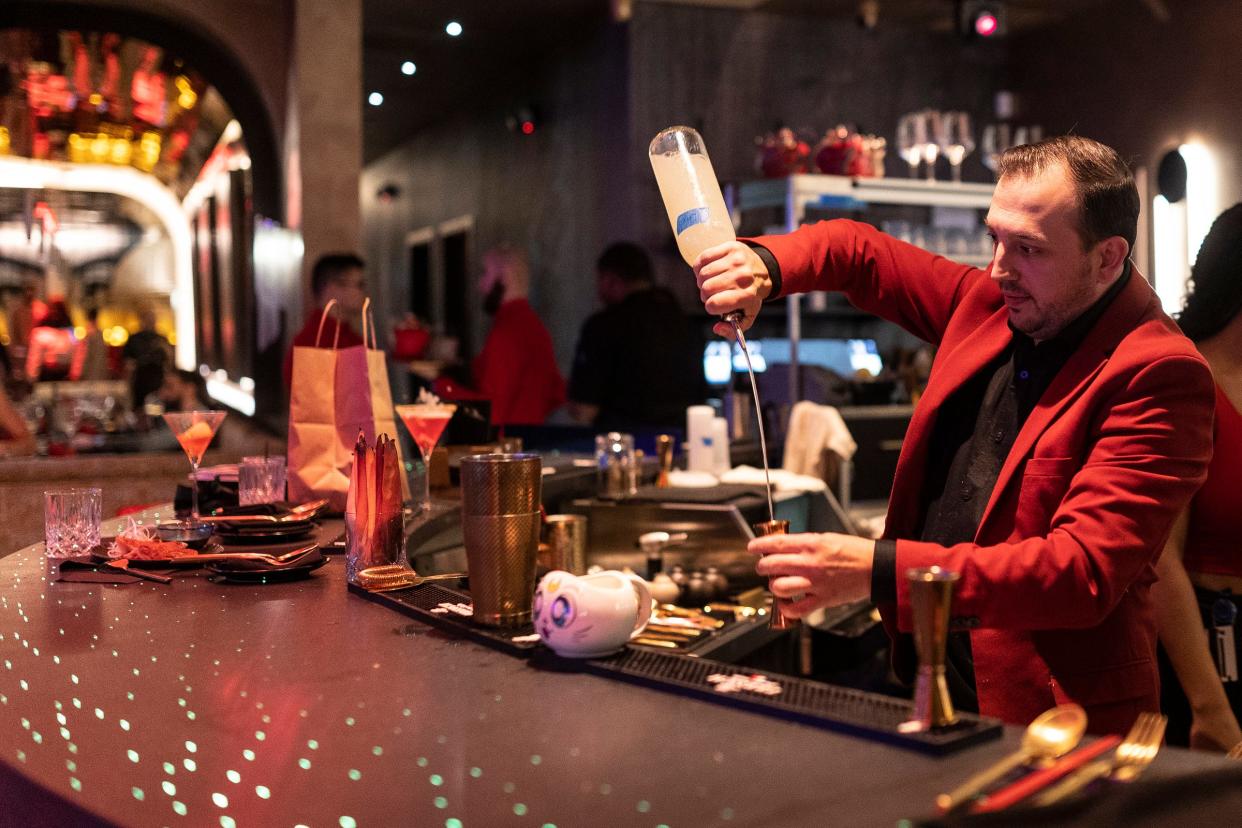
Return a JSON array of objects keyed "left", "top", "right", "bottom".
[
  {"left": 703, "top": 340, "right": 768, "bottom": 385},
  {"left": 704, "top": 338, "right": 882, "bottom": 384}
]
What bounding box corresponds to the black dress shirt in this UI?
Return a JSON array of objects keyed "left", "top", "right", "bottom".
[{"left": 870, "top": 264, "right": 1132, "bottom": 711}]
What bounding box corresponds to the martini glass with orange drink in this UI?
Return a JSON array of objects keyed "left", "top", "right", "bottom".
[
  {"left": 162, "top": 410, "right": 228, "bottom": 527},
  {"left": 394, "top": 403, "right": 456, "bottom": 513}
]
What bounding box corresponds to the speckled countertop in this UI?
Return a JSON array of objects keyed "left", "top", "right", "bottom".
[{"left": 0, "top": 508, "right": 1234, "bottom": 828}]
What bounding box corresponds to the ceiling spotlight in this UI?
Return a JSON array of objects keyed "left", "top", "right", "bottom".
[
  {"left": 401, "top": 61, "right": 416, "bottom": 76},
  {"left": 445, "top": 21, "right": 463, "bottom": 37},
  {"left": 368, "top": 92, "right": 384, "bottom": 106}
]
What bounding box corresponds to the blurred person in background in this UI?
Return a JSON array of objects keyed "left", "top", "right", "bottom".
[
  {"left": 471, "top": 246, "right": 565, "bottom": 426},
  {"left": 155, "top": 369, "right": 210, "bottom": 413},
  {"left": 122, "top": 306, "right": 172, "bottom": 412},
  {"left": 25, "top": 299, "right": 77, "bottom": 382},
  {"left": 283, "top": 253, "right": 367, "bottom": 387},
  {"left": 1155, "top": 203, "right": 1242, "bottom": 752},
  {"left": 0, "top": 384, "right": 35, "bottom": 458},
  {"left": 4, "top": 281, "right": 38, "bottom": 379},
  {"left": 71, "top": 307, "right": 111, "bottom": 381},
  {"left": 568, "top": 241, "right": 705, "bottom": 430}
]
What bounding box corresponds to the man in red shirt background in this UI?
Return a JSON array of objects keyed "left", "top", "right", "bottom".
[
  {"left": 282, "top": 253, "right": 368, "bottom": 388},
  {"left": 470, "top": 246, "right": 565, "bottom": 426}
]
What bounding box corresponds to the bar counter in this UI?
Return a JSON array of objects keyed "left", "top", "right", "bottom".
[{"left": 1, "top": 510, "right": 1239, "bottom": 827}]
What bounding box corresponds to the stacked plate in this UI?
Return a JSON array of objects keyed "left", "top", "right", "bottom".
[{"left": 212, "top": 518, "right": 316, "bottom": 545}]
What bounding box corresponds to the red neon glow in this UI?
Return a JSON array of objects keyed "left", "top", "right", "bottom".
[
  {"left": 521, "top": 121, "right": 535, "bottom": 135},
  {"left": 975, "top": 12, "right": 999, "bottom": 37}
]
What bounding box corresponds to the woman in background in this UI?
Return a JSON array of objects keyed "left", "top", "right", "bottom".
[{"left": 1155, "top": 203, "right": 1242, "bottom": 752}]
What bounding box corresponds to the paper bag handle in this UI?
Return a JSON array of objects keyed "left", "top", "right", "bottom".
[
  {"left": 314, "top": 299, "right": 343, "bottom": 350},
  {"left": 361, "top": 297, "right": 379, "bottom": 351}
]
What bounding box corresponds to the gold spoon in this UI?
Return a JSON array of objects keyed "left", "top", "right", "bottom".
[{"left": 935, "top": 704, "right": 1087, "bottom": 814}]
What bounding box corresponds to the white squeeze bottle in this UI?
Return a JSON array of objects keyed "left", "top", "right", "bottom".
[
  {"left": 649, "top": 125, "right": 776, "bottom": 526},
  {"left": 648, "top": 126, "right": 738, "bottom": 274}
]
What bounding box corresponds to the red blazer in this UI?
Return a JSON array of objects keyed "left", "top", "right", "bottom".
[{"left": 755, "top": 220, "right": 1215, "bottom": 733}]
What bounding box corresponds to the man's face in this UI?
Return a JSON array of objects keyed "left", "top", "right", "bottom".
[
  {"left": 330, "top": 267, "right": 367, "bottom": 315},
  {"left": 985, "top": 164, "right": 1115, "bottom": 341}
]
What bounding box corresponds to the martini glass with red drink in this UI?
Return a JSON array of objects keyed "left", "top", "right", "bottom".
[
  {"left": 394, "top": 403, "right": 456, "bottom": 513},
  {"left": 162, "top": 410, "right": 228, "bottom": 527}
]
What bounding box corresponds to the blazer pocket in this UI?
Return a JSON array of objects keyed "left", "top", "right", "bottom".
[{"left": 1023, "top": 456, "right": 1078, "bottom": 478}]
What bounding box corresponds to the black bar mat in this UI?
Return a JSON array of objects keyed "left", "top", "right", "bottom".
[
  {"left": 354, "top": 582, "right": 1002, "bottom": 754},
  {"left": 550, "top": 647, "right": 1003, "bottom": 755},
  {"left": 348, "top": 581, "right": 539, "bottom": 656}
]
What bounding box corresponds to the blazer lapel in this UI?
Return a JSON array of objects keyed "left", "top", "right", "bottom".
[{"left": 977, "top": 270, "right": 1157, "bottom": 530}]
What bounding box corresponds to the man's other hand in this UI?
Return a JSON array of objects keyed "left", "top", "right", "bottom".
[
  {"left": 750, "top": 532, "right": 875, "bottom": 619},
  {"left": 693, "top": 242, "right": 771, "bottom": 338}
]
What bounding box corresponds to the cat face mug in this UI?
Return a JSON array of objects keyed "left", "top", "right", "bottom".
[{"left": 534, "top": 570, "right": 653, "bottom": 657}]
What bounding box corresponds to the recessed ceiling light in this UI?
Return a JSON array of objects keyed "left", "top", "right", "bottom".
[
  {"left": 445, "top": 21, "right": 463, "bottom": 37},
  {"left": 368, "top": 92, "right": 384, "bottom": 106},
  {"left": 401, "top": 61, "right": 416, "bottom": 76}
]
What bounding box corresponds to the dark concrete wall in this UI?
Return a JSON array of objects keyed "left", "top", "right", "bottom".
[
  {"left": 361, "top": 3, "right": 1004, "bottom": 375},
  {"left": 360, "top": 22, "right": 631, "bottom": 373},
  {"left": 1009, "top": 0, "right": 1242, "bottom": 208}
]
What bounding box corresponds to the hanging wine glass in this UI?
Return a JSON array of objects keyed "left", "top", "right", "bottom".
[
  {"left": 943, "top": 112, "right": 976, "bottom": 183},
  {"left": 919, "top": 111, "right": 940, "bottom": 182},
  {"left": 896, "top": 114, "right": 921, "bottom": 178}
]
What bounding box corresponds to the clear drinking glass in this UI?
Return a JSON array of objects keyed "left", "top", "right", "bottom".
[
  {"left": 595, "top": 432, "right": 636, "bottom": 497},
  {"left": 239, "top": 455, "right": 287, "bottom": 505},
  {"left": 45, "top": 487, "right": 102, "bottom": 575}
]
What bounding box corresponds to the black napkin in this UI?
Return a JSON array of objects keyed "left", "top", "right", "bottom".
[
  {"left": 207, "top": 547, "right": 325, "bottom": 572},
  {"left": 57, "top": 556, "right": 145, "bottom": 584}
]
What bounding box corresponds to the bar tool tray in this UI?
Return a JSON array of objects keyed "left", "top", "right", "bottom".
[
  {"left": 354, "top": 583, "right": 1001, "bottom": 753},
  {"left": 348, "top": 581, "right": 540, "bottom": 657},
  {"left": 552, "top": 648, "right": 1003, "bottom": 755}
]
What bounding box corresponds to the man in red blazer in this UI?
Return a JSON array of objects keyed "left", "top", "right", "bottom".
[{"left": 694, "top": 136, "right": 1214, "bottom": 733}]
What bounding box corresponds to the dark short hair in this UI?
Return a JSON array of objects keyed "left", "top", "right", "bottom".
[
  {"left": 1178, "top": 203, "right": 1242, "bottom": 342},
  {"left": 596, "top": 242, "right": 653, "bottom": 285},
  {"left": 997, "top": 135, "right": 1139, "bottom": 254},
  {"left": 311, "top": 253, "right": 365, "bottom": 298}
]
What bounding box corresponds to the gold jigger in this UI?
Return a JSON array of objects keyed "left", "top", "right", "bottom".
[
  {"left": 752, "top": 519, "right": 797, "bottom": 630},
  {"left": 655, "top": 435, "right": 674, "bottom": 488},
  {"left": 901, "top": 566, "right": 960, "bottom": 731}
]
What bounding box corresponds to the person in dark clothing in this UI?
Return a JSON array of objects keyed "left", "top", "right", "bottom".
[
  {"left": 122, "top": 306, "right": 172, "bottom": 411},
  {"left": 568, "top": 242, "right": 705, "bottom": 430}
]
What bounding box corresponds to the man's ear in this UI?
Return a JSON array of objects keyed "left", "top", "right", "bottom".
[{"left": 1097, "top": 236, "right": 1129, "bottom": 281}]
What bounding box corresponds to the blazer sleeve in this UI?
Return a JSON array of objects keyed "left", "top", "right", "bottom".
[
  {"left": 747, "top": 219, "right": 983, "bottom": 346},
  {"left": 890, "top": 353, "right": 1215, "bottom": 632}
]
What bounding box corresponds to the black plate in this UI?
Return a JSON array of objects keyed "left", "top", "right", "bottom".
[
  {"left": 214, "top": 525, "right": 315, "bottom": 544},
  {"left": 206, "top": 555, "right": 328, "bottom": 583},
  {"left": 92, "top": 539, "right": 224, "bottom": 569}
]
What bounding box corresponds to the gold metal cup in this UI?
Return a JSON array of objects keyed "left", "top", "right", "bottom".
[
  {"left": 904, "top": 566, "right": 960, "bottom": 731},
  {"left": 461, "top": 453, "right": 543, "bottom": 627},
  {"left": 542, "top": 514, "right": 588, "bottom": 575},
  {"left": 752, "top": 519, "right": 798, "bottom": 630}
]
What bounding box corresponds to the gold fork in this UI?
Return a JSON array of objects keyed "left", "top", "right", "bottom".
[{"left": 1034, "top": 712, "right": 1167, "bottom": 805}]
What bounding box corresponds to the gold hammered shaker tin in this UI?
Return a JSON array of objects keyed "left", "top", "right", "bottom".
[{"left": 460, "top": 453, "right": 543, "bottom": 627}]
